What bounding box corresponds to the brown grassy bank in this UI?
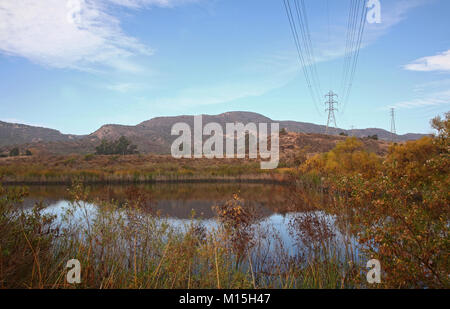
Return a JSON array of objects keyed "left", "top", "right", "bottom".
[{"left": 0, "top": 154, "right": 295, "bottom": 185}]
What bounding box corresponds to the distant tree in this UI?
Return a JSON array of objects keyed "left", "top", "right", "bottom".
[
  {"left": 115, "top": 136, "right": 133, "bottom": 155},
  {"left": 339, "top": 132, "right": 348, "bottom": 136},
  {"left": 9, "top": 148, "right": 19, "bottom": 157},
  {"left": 96, "top": 139, "right": 114, "bottom": 155},
  {"left": 367, "top": 134, "right": 378, "bottom": 140},
  {"left": 25, "top": 149, "right": 32, "bottom": 156},
  {"left": 280, "top": 128, "right": 288, "bottom": 135},
  {"left": 95, "top": 136, "right": 138, "bottom": 155}
]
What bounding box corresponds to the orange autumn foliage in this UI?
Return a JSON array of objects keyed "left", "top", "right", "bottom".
[{"left": 300, "top": 137, "right": 381, "bottom": 179}]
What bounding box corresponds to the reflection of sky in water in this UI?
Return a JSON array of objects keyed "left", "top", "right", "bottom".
[
  {"left": 33, "top": 199, "right": 359, "bottom": 261},
  {"left": 18, "top": 184, "right": 361, "bottom": 261}
]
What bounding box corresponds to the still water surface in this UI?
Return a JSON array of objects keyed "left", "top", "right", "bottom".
[{"left": 19, "top": 183, "right": 358, "bottom": 257}]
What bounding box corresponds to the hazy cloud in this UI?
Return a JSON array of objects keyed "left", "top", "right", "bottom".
[
  {"left": 145, "top": 52, "right": 299, "bottom": 108},
  {"left": 106, "top": 0, "right": 199, "bottom": 8},
  {"left": 106, "top": 82, "right": 140, "bottom": 92},
  {"left": 404, "top": 50, "right": 450, "bottom": 72},
  {"left": 389, "top": 90, "right": 450, "bottom": 110},
  {"left": 0, "top": 0, "right": 193, "bottom": 72},
  {"left": 307, "top": 0, "right": 429, "bottom": 64}
]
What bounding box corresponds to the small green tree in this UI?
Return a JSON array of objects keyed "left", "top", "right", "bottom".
[{"left": 25, "top": 149, "right": 32, "bottom": 156}]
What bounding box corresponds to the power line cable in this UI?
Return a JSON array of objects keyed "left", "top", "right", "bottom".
[
  {"left": 283, "top": 0, "right": 322, "bottom": 115},
  {"left": 341, "top": 0, "right": 368, "bottom": 114},
  {"left": 283, "top": 0, "right": 324, "bottom": 115},
  {"left": 283, "top": 0, "right": 368, "bottom": 120},
  {"left": 341, "top": 0, "right": 359, "bottom": 98}
]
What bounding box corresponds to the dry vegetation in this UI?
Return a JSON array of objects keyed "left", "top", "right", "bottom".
[
  {"left": 0, "top": 132, "right": 389, "bottom": 184},
  {"left": 0, "top": 114, "right": 447, "bottom": 289},
  {"left": 0, "top": 154, "right": 275, "bottom": 184},
  {"left": 297, "top": 113, "right": 449, "bottom": 288}
]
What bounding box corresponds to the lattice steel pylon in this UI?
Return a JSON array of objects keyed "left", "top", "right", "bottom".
[
  {"left": 325, "top": 91, "right": 338, "bottom": 134},
  {"left": 390, "top": 108, "right": 396, "bottom": 142}
]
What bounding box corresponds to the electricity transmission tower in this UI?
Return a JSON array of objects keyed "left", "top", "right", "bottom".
[
  {"left": 390, "top": 108, "right": 396, "bottom": 142},
  {"left": 325, "top": 91, "right": 338, "bottom": 134}
]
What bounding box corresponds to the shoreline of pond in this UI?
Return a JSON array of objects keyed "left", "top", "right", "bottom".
[{"left": 1, "top": 176, "right": 291, "bottom": 186}]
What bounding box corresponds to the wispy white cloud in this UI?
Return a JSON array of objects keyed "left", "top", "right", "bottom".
[
  {"left": 306, "top": 0, "right": 429, "bottom": 64},
  {"left": 388, "top": 89, "right": 450, "bottom": 110},
  {"left": 412, "top": 78, "right": 450, "bottom": 93},
  {"left": 105, "top": 82, "right": 140, "bottom": 92},
  {"left": 107, "top": 0, "right": 198, "bottom": 9},
  {"left": 0, "top": 0, "right": 193, "bottom": 72},
  {"left": 142, "top": 52, "right": 299, "bottom": 108},
  {"left": 149, "top": 84, "right": 271, "bottom": 108},
  {"left": 404, "top": 50, "right": 450, "bottom": 72},
  {"left": 387, "top": 77, "right": 450, "bottom": 112}
]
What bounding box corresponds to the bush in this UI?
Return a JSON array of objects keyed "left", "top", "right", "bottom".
[{"left": 330, "top": 113, "right": 450, "bottom": 288}]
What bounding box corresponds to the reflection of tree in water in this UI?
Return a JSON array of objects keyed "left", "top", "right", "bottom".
[{"left": 21, "top": 183, "right": 292, "bottom": 219}]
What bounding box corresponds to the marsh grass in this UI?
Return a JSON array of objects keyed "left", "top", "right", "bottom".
[
  {"left": 0, "top": 155, "right": 283, "bottom": 185},
  {"left": 0, "top": 182, "right": 364, "bottom": 289}
]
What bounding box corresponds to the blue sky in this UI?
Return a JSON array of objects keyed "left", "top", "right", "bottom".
[{"left": 0, "top": 0, "right": 449, "bottom": 135}]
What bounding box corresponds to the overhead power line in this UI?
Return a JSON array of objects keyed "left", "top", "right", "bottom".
[
  {"left": 283, "top": 0, "right": 369, "bottom": 130},
  {"left": 283, "top": 0, "right": 323, "bottom": 115},
  {"left": 340, "top": 0, "right": 368, "bottom": 114}
]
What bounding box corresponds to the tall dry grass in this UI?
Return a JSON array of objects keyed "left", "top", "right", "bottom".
[{"left": 0, "top": 182, "right": 363, "bottom": 289}]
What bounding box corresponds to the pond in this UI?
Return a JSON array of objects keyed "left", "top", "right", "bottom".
[
  {"left": 17, "top": 182, "right": 359, "bottom": 260},
  {"left": 22, "top": 183, "right": 288, "bottom": 219}
]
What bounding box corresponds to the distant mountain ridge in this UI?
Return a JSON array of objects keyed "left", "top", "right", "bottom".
[
  {"left": 0, "top": 112, "right": 429, "bottom": 154},
  {"left": 0, "top": 121, "right": 83, "bottom": 147}
]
